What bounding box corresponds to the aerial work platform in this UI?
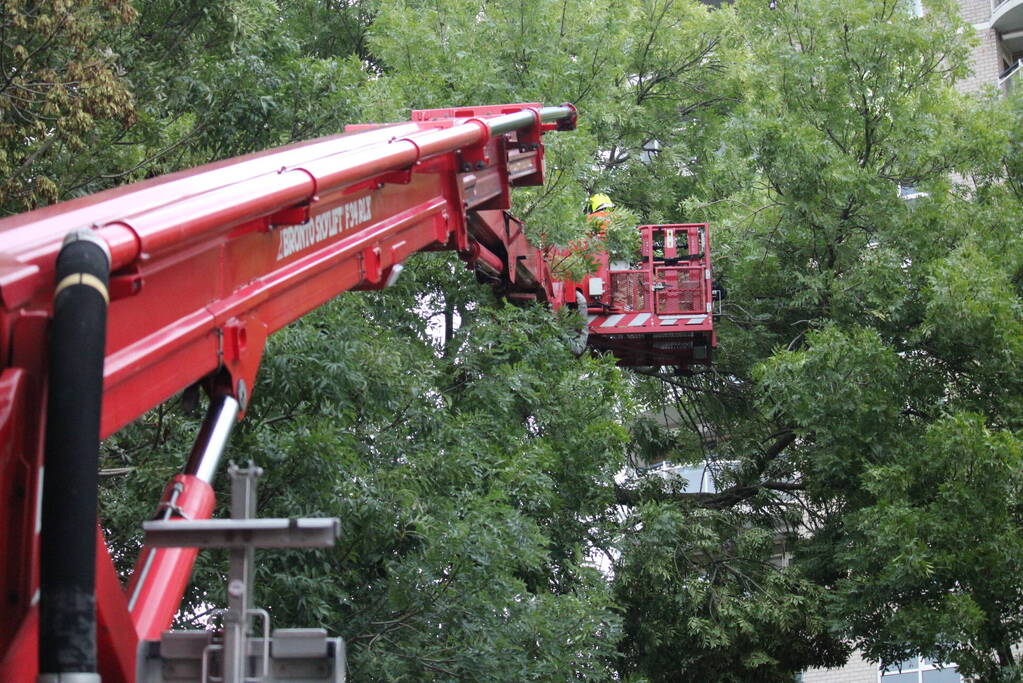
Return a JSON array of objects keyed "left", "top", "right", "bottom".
[{"left": 0, "top": 103, "right": 714, "bottom": 681}]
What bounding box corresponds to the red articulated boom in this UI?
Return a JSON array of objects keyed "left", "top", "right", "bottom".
[{"left": 0, "top": 103, "right": 714, "bottom": 682}]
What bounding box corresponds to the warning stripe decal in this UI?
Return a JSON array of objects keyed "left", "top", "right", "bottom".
[
  {"left": 587, "top": 312, "right": 710, "bottom": 329},
  {"left": 629, "top": 313, "right": 651, "bottom": 327},
  {"left": 601, "top": 314, "right": 626, "bottom": 328}
]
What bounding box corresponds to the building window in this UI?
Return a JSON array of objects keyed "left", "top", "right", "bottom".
[
  {"left": 879, "top": 656, "right": 960, "bottom": 682},
  {"left": 898, "top": 185, "right": 929, "bottom": 202}
]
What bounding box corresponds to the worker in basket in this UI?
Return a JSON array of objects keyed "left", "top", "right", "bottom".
[
  {"left": 584, "top": 192, "right": 615, "bottom": 245},
  {"left": 586, "top": 192, "right": 614, "bottom": 219},
  {"left": 563, "top": 192, "right": 617, "bottom": 355},
  {"left": 586, "top": 192, "right": 634, "bottom": 271}
]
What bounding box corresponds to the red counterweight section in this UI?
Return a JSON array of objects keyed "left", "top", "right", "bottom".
[{"left": 0, "top": 102, "right": 712, "bottom": 681}]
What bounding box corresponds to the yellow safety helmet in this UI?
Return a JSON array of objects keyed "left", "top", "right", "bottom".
[{"left": 588, "top": 193, "right": 614, "bottom": 214}]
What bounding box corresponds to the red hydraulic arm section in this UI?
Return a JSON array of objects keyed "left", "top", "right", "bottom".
[{"left": 0, "top": 102, "right": 714, "bottom": 681}]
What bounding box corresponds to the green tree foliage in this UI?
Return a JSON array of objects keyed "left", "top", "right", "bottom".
[
  {"left": 666, "top": 0, "right": 1023, "bottom": 679},
  {"left": 0, "top": 0, "right": 137, "bottom": 211},
  {"left": 615, "top": 501, "right": 845, "bottom": 682},
  {"left": 13, "top": 0, "right": 1023, "bottom": 679},
  {"left": 245, "top": 286, "right": 630, "bottom": 679}
]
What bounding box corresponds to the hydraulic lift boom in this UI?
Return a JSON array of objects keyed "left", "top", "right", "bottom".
[{"left": 0, "top": 103, "right": 714, "bottom": 681}]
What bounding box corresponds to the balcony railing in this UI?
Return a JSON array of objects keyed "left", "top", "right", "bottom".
[{"left": 999, "top": 59, "right": 1023, "bottom": 94}]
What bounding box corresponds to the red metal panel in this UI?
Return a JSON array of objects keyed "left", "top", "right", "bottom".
[
  {"left": 0, "top": 603, "right": 37, "bottom": 682},
  {"left": 654, "top": 266, "right": 706, "bottom": 315},
  {"left": 0, "top": 369, "right": 35, "bottom": 653},
  {"left": 0, "top": 125, "right": 426, "bottom": 296},
  {"left": 0, "top": 314, "right": 46, "bottom": 669},
  {"left": 102, "top": 315, "right": 220, "bottom": 439},
  {"left": 610, "top": 271, "right": 650, "bottom": 312},
  {"left": 95, "top": 177, "right": 456, "bottom": 435}
]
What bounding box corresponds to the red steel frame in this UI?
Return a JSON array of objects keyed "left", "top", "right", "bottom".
[{"left": 0, "top": 102, "right": 713, "bottom": 681}]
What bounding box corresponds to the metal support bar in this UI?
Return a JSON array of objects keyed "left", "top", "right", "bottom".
[
  {"left": 136, "top": 464, "right": 341, "bottom": 682},
  {"left": 487, "top": 105, "right": 575, "bottom": 135},
  {"left": 142, "top": 518, "right": 339, "bottom": 549},
  {"left": 224, "top": 464, "right": 256, "bottom": 683}
]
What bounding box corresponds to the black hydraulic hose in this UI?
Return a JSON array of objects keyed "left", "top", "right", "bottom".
[{"left": 38, "top": 231, "right": 110, "bottom": 679}]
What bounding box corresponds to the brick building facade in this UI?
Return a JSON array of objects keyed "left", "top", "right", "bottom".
[{"left": 957, "top": 0, "right": 1023, "bottom": 92}]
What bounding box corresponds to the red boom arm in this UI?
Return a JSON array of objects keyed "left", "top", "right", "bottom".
[{"left": 0, "top": 103, "right": 580, "bottom": 682}]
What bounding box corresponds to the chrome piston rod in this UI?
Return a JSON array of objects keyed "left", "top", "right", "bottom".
[{"left": 184, "top": 394, "right": 240, "bottom": 484}]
